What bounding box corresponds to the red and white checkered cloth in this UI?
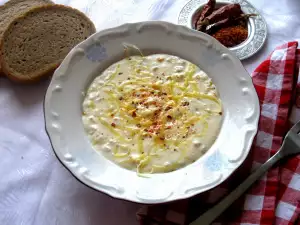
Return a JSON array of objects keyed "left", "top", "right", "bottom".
[{"left": 137, "top": 42, "right": 300, "bottom": 225}]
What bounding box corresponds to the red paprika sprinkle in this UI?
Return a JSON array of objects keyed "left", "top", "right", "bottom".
[{"left": 212, "top": 25, "right": 248, "bottom": 47}]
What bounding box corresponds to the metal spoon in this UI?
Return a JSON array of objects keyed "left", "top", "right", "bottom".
[{"left": 191, "top": 120, "right": 300, "bottom": 225}]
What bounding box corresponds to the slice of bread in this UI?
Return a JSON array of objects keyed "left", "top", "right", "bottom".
[
  {"left": 0, "top": 0, "right": 53, "bottom": 74},
  {"left": 0, "top": 4, "right": 96, "bottom": 83}
]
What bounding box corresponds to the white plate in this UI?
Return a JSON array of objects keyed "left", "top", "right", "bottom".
[
  {"left": 178, "top": 0, "right": 268, "bottom": 60},
  {"left": 44, "top": 21, "right": 260, "bottom": 204}
]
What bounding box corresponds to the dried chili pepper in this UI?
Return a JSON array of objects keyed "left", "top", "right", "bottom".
[
  {"left": 206, "top": 18, "right": 230, "bottom": 34},
  {"left": 200, "top": 3, "right": 243, "bottom": 27},
  {"left": 195, "top": 0, "right": 216, "bottom": 31},
  {"left": 206, "top": 14, "right": 256, "bottom": 35},
  {"left": 199, "top": 0, "right": 216, "bottom": 21}
]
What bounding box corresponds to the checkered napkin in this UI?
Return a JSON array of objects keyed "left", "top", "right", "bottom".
[{"left": 137, "top": 42, "right": 300, "bottom": 225}]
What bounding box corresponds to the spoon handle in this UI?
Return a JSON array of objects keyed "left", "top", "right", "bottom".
[{"left": 190, "top": 150, "right": 283, "bottom": 225}]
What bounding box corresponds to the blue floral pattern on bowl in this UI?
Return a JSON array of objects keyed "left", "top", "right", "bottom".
[
  {"left": 205, "top": 151, "right": 226, "bottom": 172},
  {"left": 85, "top": 43, "right": 107, "bottom": 62}
]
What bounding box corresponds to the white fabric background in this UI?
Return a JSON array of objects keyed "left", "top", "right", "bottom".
[{"left": 0, "top": 0, "right": 300, "bottom": 225}]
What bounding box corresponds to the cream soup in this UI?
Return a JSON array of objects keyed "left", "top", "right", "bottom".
[{"left": 82, "top": 54, "right": 222, "bottom": 173}]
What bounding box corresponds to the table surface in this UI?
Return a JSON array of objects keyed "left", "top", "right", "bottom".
[{"left": 0, "top": 0, "right": 300, "bottom": 225}]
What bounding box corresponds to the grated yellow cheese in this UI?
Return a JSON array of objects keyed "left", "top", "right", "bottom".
[{"left": 83, "top": 50, "right": 222, "bottom": 174}]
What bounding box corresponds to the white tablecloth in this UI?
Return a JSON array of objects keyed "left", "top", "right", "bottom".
[{"left": 0, "top": 0, "right": 300, "bottom": 225}]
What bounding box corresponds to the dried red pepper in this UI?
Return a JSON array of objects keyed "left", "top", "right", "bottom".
[
  {"left": 195, "top": 0, "right": 216, "bottom": 31},
  {"left": 206, "top": 14, "right": 256, "bottom": 35},
  {"left": 199, "top": 3, "right": 243, "bottom": 27},
  {"left": 194, "top": 2, "right": 255, "bottom": 47},
  {"left": 206, "top": 18, "right": 230, "bottom": 34}
]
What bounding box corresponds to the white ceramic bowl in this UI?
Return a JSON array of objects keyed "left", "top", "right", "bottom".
[{"left": 44, "top": 21, "right": 260, "bottom": 204}]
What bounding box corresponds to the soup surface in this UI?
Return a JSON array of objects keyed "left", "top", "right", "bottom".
[{"left": 82, "top": 54, "right": 222, "bottom": 173}]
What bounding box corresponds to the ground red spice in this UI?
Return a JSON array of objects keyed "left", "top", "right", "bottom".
[{"left": 212, "top": 25, "right": 248, "bottom": 47}]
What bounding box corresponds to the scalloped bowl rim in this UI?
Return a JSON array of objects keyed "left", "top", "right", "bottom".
[{"left": 44, "top": 21, "right": 260, "bottom": 204}]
